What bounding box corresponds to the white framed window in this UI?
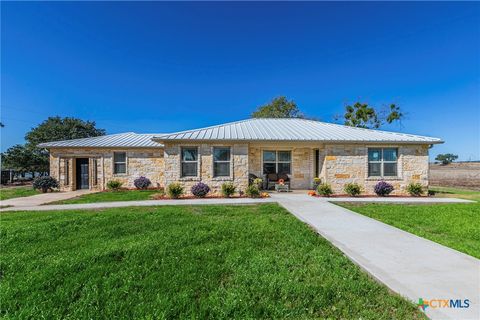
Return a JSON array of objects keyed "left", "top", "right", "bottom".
[
  {"left": 263, "top": 150, "right": 291, "bottom": 174},
  {"left": 113, "top": 152, "right": 127, "bottom": 174},
  {"left": 181, "top": 147, "right": 198, "bottom": 177},
  {"left": 368, "top": 148, "right": 398, "bottom": 177},
  {"left": 213, "top": 147, "right": 231, "bottom": 177}
]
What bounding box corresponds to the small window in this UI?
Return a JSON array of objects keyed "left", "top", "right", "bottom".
[
  {"left": 113, "top": 152, "right": 126, "bottom": 174},
  {"left": 263, "top": 150, "right": 291, "bottom": 174},
  {"left": 65, "top": 159, "right": 69, "bottom": 186},
  {"left": 368, "top": 148, "right": 398, "bottom": 177},
  {"left": 181, "top": 147, "right": 198, "bottom": 177},
  {"left": 92, "top": 159, "right": 98, "bottom": 186},
  {"left": 213, "top": 147, "right": 231, "bottom": 177}
]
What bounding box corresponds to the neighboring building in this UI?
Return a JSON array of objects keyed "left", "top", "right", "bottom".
[{"left": 39, "top": 118, "right": 443, "bottom": 195}]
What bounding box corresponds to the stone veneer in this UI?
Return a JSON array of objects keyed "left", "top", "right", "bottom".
[
  {"left": 163, "top": 142, "right": 249, "bottom": 195},
  {"left": 322, "top": 144, "right": 429, "bottom": 195},
  {"left": 49, "top": 148, "right": 164, "bottom": 191},
  {"left": 48, "top": 143, "right": 429, "bottom": 195}
]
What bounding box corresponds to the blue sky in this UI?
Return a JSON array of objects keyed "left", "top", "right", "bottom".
[{"left": 2, "top": 2, "right": 479, "bottom": 160}]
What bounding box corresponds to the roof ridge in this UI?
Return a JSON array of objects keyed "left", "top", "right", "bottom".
[{"left": 319, "top": 121, "right": 440, "bottom": 140}]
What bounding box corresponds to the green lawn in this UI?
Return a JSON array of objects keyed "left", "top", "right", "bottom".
[
  {"left": 0, "top": 186, "right": 39, "bottom": 201},
  {"left": 0, "top": 204, "right": 423, "bottom": 319},
  {"left": 339, "top": 201, "right": 480, "bottom": 259},
  {"left": 430, "top": 186, "right": 480, "bottom": 202},
  {"left": 51, "top": 189, "right": 162, "bottom": 204}
]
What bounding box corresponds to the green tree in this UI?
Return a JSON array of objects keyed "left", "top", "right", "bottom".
[
  {"left": 340, "top": 102, "right": 404, "bottom": 129},
  {"left": 25, "top": 116, "right": 106, "bottom": 147},
  {"left": 435, "top": 153, "right": 458, "bottom": 165},
  {"left": 1, "top": 144, "right": 47, "bottom": 176},
  {"left": 2, "top": 117, "right": 105, "bottom": 175},
  {"left": 251, "top": 96, "right": 304, "bottom": 118}
]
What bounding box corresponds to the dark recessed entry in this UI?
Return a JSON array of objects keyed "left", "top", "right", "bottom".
[{"left": 76, "top": 158, "right": 89, "bottom": 190}]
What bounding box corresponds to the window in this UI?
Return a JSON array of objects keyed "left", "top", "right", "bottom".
[
  {"left": 181, "top": 147, "right": 198, "bottom": 177},
  {"left": 113, "top": 152, "right": 126, "bottom": 174},
  {"left": 92, "top": 158, "right": 98, "bottom": 186},
  {"left": 263, "top": 150, "right": 291, "bottom": 174},
  {"left": 65, "top": 159, "right": 69, "bottom": 186},
  {"left": 368, "top": 148, "right": 398, "bottom": 177},
  {"left": 213, "top": 147, "right": 230, "bottom": 177}
]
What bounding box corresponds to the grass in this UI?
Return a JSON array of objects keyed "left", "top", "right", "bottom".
[
  {"left": 0, "top": 186, "right": 39, "bottom": 201},
  {"left": 51, "top": 189, "right": 162, "bottom": 204},
  {"left": 430, "top": 185, "right": 480, "bottom": 201},
  {"left": 339, "top": 201, "right": 480, "bottom": 259},
  {"left": 0, "top": 204, "right": 424, "bottom": 319}
]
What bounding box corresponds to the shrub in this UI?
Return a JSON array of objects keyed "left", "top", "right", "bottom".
[
  {"left": 253, "top": 178, "right": 263, "bottom": 189},
  {"left": 167, "top": 183, "right": 184, "bottom": 199},
  {"left": 407, "top": 183, "right": 423, "bottom": 196},
  {"left": 33, "top": 176, "right": 59, "bottom": 193},
  {"left": 313, "top": 177, "right": 322, "bottom": 189},
  {"left": 221, "top": 182, "right": 236, "bottom": 198},
  {"left": 245, "top": 185, "right": 260, "bottom": 198},
  {"left": 191, "top": 182, "right": 210, "bottom": 198},
  {"left": 316, "top": 183, "right": 333, "bottom": 197},
  {"left": 344, "top": 183, "right": 362, "bottom": 197},
  {"left": 134, "top": 176, "right": 151, "bottom": 190},
  {"left": 374, "top": 181, "right": 394, "bottom": 196},
  {"left": 106, "top": 180, "right": 123, "bottom": 191}
]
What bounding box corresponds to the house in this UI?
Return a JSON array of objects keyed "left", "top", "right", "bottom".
[{"left": 39, "top": 118, "right": 443, "bottom": 195}]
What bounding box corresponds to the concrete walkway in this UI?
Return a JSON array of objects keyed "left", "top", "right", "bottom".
[
  {"left": 271, "top": 193, "right": 479, "bottom": 320},
  {"left": 0, "top": 189, "right": 93, "bottom": 208},
  {"left": 0, "top": 197, "right": 275, "bottom": 212}
]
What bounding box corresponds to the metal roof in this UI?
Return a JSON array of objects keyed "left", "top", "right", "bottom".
[
  {"left": 38, "top": 132, "right": 164, "bottom": 148},
  {"left": 154, "top": 118, "right": 443, "bottom": 144}
]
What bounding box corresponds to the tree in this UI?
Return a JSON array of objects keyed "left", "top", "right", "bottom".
[
  {"left": 0, "top": 144, "right": 47, "bottom": 176},
  {"left": 251, "top": 96, "right": 304, "bottom": 119},
  {"left": 435, "top": 153, "right": 458, "bottom": 165},
  {"left": 25, "top": 116, "right": 106, "bottom": 147},
  {"left": 339, "top": 102, "right": 404, "bottom": 129},
  {"left": 2, "top": 117, "right": 106, "bottom": 176}
]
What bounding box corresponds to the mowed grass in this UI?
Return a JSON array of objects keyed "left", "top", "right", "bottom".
[
  {"left": 0, "top": 186, "right": 39, "bottom": 201},
  {"left": 339, "top": 202, "right": 480, "bottom": 259},
  {"left": 0, "top": 204, "right": 424, "bottom": 319},
  {"left": 51, "top": 189, "right": 161, "bottom": 204},
  {"left": 430, "top": 186, "right": 480, "bottom": 202}
]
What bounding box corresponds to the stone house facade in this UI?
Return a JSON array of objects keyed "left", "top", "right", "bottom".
[{"left": 41, "top": 119, "right": 441, "bottom": 195}]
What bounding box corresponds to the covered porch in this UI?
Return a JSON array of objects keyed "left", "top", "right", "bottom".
[{"left": 247, "top": 143, "right": 324, "bottom": 190}]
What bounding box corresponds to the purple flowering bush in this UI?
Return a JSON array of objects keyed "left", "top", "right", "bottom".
[
  {"left": 374, "top": 181, "right": 394, "bottom": 196},
  {"left": 134, "top": 176, "right": 151, "bottom": 190},
  {"left": 191, "top": 182, "right": 210, "bottom": 198}
]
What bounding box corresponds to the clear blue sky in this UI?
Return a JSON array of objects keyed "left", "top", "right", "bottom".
[{"left": 2, "top": 2, "right": 479, "bottom": 160}]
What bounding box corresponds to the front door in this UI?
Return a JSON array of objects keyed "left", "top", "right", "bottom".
[{"left": 76, "top": 158, "right": 89, "bottom": 190}]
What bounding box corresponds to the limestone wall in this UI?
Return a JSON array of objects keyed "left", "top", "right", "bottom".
[
  {"left": 323, "top": 144, "right": 429, "bottom": 195},
  {"left": 164, "top": 142, "right": 249, "bottom": 195},
  {"left": 48, "top": 143, "right": 430, "bottom": 195},
  {"left": 49, "top": 148, "right": 164, "bottom": 191}
]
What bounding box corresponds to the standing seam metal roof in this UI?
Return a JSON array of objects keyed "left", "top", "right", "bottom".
[
  {"left": 38, "top": 132, "right": 164, "bottom": 148},
  {"left": 153, "top": 118, "right": 443, "bottom": 143}
]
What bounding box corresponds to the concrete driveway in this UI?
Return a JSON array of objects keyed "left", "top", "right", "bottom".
[{"left": 271, "top": 193, "right": 479, "bottom": 320}]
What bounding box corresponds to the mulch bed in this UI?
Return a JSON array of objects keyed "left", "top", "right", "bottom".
[
  {"left": 150, "top": 195, "right": 256, "bottom": 200},
  {"left": 310, "top": 194, "right": 429, "bottom": 198}
]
